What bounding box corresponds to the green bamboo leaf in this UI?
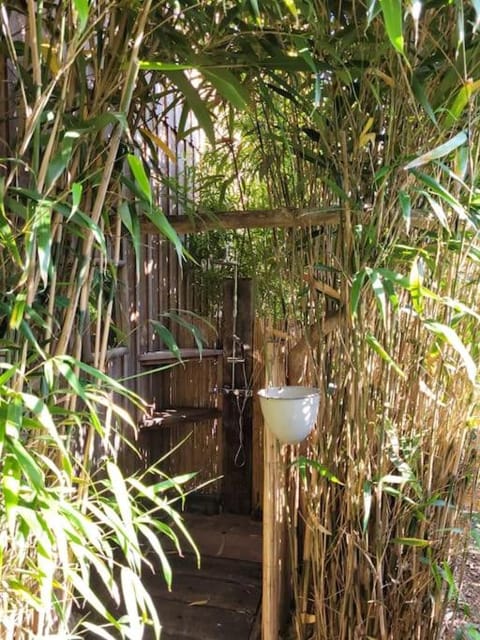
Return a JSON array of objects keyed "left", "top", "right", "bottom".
[
  {"left": 411, "top": 73, "right": 438, "bottom": 126},
  {"left": 81, "top": 622, "right": 118, "bottom": 640},
  {"left": 137, "top": 523, "right": 173, "bottom": 589},
  {"left": 380, "top": 473, "right": 411, "bottom": 484},
  {"left": 409, "top": 257, "right": 424, "bottom": 315},
  {"left": 43, "top": 358, "right": 54, "bottom": 390},
  {"left": 106, "top": 462, "right": 140, "bottom": 571},
  {"left": 454, "top": 145, "right": 469, "bottom": 179},
  {"left": 404, "top": 131, "right": 467, "bottom": 170},
  {"left": 127, "top": 154, "right": 152, "bottom": 206},
  {"left": 69, "top": 571, "right": 118, "bottom": 626},
  {"left": 440, "top": 560, "right": 458, "bottom": 600},
  {"left": 284, "top": 0, "right": 298, "bottom": 17},
  {"left": 366, "top": 332, "right": 406, "bottom": 378},
  {"left": 66, "top": 209, "right": 107, "bottom": 255},
  {"left": 19, "top": 318, "right": 47, "bottom": 359},
  {"left": 62, "top": 356, "right": 141, "bottom": 404},
  {"left": 414, "top": 173, "right": 464, "bottom": 218},
  {"left": 73, "top": 112, "right": 128, "bottom": 134},
  {"left": 291, "top": 457, "right": 343, "bottom": 484},
  {"left": 376, "top": 268, "right": 409, "bottom": 288},
  {"left": 6, "top": 396, "right": 23, "bottom": 437},
  {"left": 120, "top": 568, "right": 142, "bottom": 638},
  {"left": 382, "top": 276, "right": 400, "bottom": 311},
  {"left": 165, "top": 71, "right": 215, "bottom": 145},
  {"left": 392, "top": 537, "right": 430, "bottom": 547},
  {"left": 350, "top": 268, "right": 367, "bottom": 318},
  {"left": 0, "top": 363, "right": 17, "bottom": 386},
  {"left": 161, "top": 311, "right": 206, "bottom": 353},
  {"left": 46, "top": 131, "right": 79, "bottom": 188},
  {"left": 369, "top": 269, "right": 388, "bottom": 326},
  {"left": 0, "top": 177, "right": 21, "bottom": 265},
  {"left": 10, "top": 292, "right": 26, "bottom": 330},
  {"left": 122, "top": 567, "right": 161, "bottom": 639},
  {"left": 249, "top": 0, "right": 260, "bottom": 18},
  {"left": 423, "top": 193, "right": 450, "bottom": 231},
  {"left": 202, "top": 68, "right": 250, "bottom": 110},
  {"left": 151, "top": 321, "right": 182, "bottom": 362},
  {"left": 71, "top": 182, "right": 82, "bottom": 214},
  {"left": 363, "top": 481, "right": 373, "bottom": 533},
  {"left": 119, "top": 202, "right": 141, "bottom": 275},
  {"left": 54, "top": 358, "right": 87, "bottom": 403},
  {"left": 145, "top": 206, "right": 184, "bottom": 264},
  {"left": 67, "top": 502, "right": 114, "bottom": 556},
  {"left": 379, "top": 0, "right": 404, "bottom": 54},
  {"left": 34, "top": 201, "right": 52, "bottom": 289},
  {"left": 444, "top": 79, "right": 480, "bottom": 128},
  {"left": 2, "top": 456, "right": 21, "bottom": 528},
  {"left": 90, "top": 499, "right": 139, "bottom": 559},
  {"left": 22, "top": 392, "right": 72, "bottom": 475},
  {"left": 460, "top": 625, "right": 480, "bottom": 640},
  {"left": 367, "top": 0, "right": 381, "bottom": 26},
  {"left": 73, "top": 0, "right": 89, "bottom": 32},
  {"left": 139, "top": 61, "right": 194, "bottom": 71},
  {"left": 425, "top": 320, "right": 477, "bottom": 384},
  {"left": 399, "top": 189, "right": 411, "bottom": 233},
  {"left": 7, "top": 438, "right": 44, "bottom": 490}
]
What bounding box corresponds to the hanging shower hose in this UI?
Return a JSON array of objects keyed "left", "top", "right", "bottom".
[{"left": 233, "top": 357, "right": 251, "bottom": 468}]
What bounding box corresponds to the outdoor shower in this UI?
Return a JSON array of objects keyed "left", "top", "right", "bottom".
[{"left": 212, "top": 253, "right": 253, "bottom": 467}]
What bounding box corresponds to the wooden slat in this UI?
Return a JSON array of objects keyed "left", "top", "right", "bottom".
[
  {"left": 140, "top": 407, "right": 221, "bottom": 429},
  {"left": 139, "top": 348, "right": 223, "bottom": 364},
  {"left": 146, "top": 599, "right": 254, "bottom": 640},
  {"left": 142, "top": 208, "right": 436, "bottom": 235},
  {"left": 142, "top": 206, "right": 342, "bottom": 234},
  {"left": 145, "top": 571, "right": 259, "bottom": 612}
]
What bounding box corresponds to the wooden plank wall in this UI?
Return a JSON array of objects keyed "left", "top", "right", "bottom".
[
  {"left": 117, "top": 97, "right": 225, "bottom": 491},
  {"left": 144, "top": 357, "right": 223, "bottom": 496},
  {"left": 221, "top": 278, "right": 254, "bottom": 514}
]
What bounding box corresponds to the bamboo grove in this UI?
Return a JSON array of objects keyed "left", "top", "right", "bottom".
[{"left": 1, "top": 1, "right": 480, "bottom": 639}]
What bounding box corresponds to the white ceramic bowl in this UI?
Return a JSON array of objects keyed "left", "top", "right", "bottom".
[{"left": 258, "top": 386, "right": 320, "bottom": 444}]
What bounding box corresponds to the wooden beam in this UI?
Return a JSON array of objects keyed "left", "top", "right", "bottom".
[
  {"left": 141, "top": 207, "right": 439, "bottom": 235},
  {"left": 303, "top": 274, "right": 343, "bottom": 301},
  {"left": 141, "top": 206, "right": 343, "bottom": 234}
]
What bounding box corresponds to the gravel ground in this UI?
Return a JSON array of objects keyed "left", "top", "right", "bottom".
[{"left": 442, "top": 542, "right": 480, "bottom": 640}]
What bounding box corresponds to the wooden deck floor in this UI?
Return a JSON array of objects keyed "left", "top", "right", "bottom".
[{"left": 143, "top": 513, "right": 262, "bottom": 640}]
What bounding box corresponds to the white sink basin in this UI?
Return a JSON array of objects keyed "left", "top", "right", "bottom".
[{"left": 258, "top": 386, "right": 320, "bottom": 444}]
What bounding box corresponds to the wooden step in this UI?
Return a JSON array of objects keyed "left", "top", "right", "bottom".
[{"left": 143, "top": 553, "right": 261, "bottom": 640}]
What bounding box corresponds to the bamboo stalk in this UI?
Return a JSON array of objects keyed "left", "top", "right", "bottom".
[
  {"left": 262, "top": 340, "right": 286, "bottom": 640},
  {"left": 54, "top": 0, "right": 152, "bottom": 357}
]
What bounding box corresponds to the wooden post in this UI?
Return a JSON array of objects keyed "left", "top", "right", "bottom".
[
  {"left": 222, "top": 278, "right": 254, "bottom": 514},
  {"left": 262, "top": 341, "right": 286, "bottom": 640}
]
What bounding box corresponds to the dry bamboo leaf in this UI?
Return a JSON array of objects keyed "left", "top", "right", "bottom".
[
  {"left": 188, "top": 599, "right": 210, "bottom": 606},
  {"left": 300, "top": 613, "right": 316, "bottom": 624},
  {"left": 139, "top": 127, "right": 177, "bottom": 162}
]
